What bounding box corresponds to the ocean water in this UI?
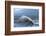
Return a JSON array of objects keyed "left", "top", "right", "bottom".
[
  {"left": 14, "top": 20, "right": 39, "bottom": 27},
  {"left": 14, "top": 8, "right": 39, "bottom": 27}
]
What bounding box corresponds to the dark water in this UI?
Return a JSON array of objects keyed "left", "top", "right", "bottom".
[
  {"left": 14, "top": 20, "right": 39, "bottom": 27},
  {"left": 14, "top": 23, "right": 39, "bottom": 27}
]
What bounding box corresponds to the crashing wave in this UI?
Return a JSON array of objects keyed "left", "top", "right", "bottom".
[{"left": 15, "top": 15, "right": 34, "bottom": 24}]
